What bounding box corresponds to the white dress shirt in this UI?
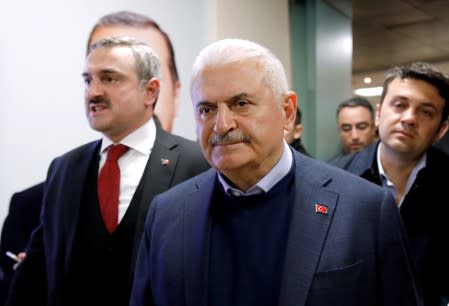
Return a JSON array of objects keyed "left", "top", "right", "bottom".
[{"left": 99, "top": 119, "right": 156, "bottom": 221}]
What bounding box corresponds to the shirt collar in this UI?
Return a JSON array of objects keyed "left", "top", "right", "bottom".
[
  {"left": 218, "top": 140, "right": 293, "bottom": 196},
  {"left": 376, "top": 144, "right": 426, "bottom": 205},
  {"left": 100, "top": 118, "right": 156, "bottom": 155}
]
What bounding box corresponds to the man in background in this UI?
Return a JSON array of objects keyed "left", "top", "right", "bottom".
[
  {"left": 332, "top": 62, "right": 449, "bottom": 306},
  {"left": 3, "top": 11, "right": 187, "bottom": 304},
  {"left": 87, "top": 10, "right": 181, "bottom": 132},
  {"left": 0, "top": 183, "right": 43, "bottom": 306},
  {"left": 7, "top": 37, "right": 208, "bottom": 306},
  {"left": 284, "top": 107, "right": 310, "bottom": 156},
  {"left": 330, "top": 97, "right": 377, "bottom": 162}
]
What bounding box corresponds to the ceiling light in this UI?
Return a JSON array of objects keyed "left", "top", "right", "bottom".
[
  {"left": 363, "top": 77, "right": 372, "bottom": 84},
  {"left": 354, "top": 86, "right": 383, "bottom": 97}
]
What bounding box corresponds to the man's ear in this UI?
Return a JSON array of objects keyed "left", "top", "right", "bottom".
[
  {"left": 294, "top": 124, "right": 304, "bottom": 139},
  {"left": 283, "top": 91, "right": 298, "bottom": 131},
  {"left": 434, "top": 120, "right": 449, "bottom": 143},
  {"left": 144, "top": 78, "right": 160, "bottom": 107},
  {"left": 172, "top": 80, "right": 181, "bottom": 118}
]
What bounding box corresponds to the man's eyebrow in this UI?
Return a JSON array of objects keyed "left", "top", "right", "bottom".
[
  {"left": 81, "top": 68, "right": 122, "bottom": 78},
  {"left": 224, "top": 93, "right": 252, "bottom": 103},
  {"left": 392, "top": 95, "right": 440, "bottom": 110}
]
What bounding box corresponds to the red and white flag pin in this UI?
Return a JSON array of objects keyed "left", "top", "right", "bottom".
[
  {"left": 315, "top": 203, "right": 328, "bottom": 215},
  {"left": 161, "top": 158, "right": 170, "bottom": 166}
]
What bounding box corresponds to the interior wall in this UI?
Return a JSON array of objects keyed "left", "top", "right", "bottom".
[{"left": 290, "top": 0, "right": 352, "bottom": 161}]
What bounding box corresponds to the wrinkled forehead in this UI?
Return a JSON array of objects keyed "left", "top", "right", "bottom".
[{"left": 191, "top": 60, "right": 265, "bottom": 99}]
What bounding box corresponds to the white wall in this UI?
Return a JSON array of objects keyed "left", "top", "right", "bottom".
[{"left": 0, "top": 0, "right": 290, "bottom": 226}]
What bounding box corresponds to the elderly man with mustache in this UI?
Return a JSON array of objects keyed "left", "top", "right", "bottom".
[{"left": 130, "top": 38, "right": 420, "bottom": 306}]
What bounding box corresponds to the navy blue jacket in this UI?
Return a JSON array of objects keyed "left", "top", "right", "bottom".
[{"left": 131, "top": 150, "right": 421, "bottom": 306}]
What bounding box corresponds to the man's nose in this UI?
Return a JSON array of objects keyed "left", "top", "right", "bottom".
[
  {"left": 401, "top": 108, "right": 417, "bottom": 127},
  {"left": 213, "top": 106, "right": 236, "bottom": 134},
  {"left": 85, "top": 78, "right": 104, "bottom": 100}
]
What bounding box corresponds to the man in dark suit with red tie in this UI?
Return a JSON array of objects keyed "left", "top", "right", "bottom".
[{"left": 6, "top": 37, "right": 209, "bottom": 306}]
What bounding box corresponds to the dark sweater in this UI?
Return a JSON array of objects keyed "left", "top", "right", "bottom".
[{"left": 209, "top": 164, "right": 295, "bottom": 306}]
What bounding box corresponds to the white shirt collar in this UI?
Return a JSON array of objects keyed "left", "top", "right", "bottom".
[{"left": 100, "top": 118, "right": 156, "bottom": 156}]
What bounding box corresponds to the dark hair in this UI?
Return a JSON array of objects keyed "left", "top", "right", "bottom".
[
  {"left": 336, "top": 97, "right": 374, "bottom": 120},
  {"left": 86, "top": 11, "right": 179, "bottom": 86},
  {"left": 295, "top": 107, "right": 302, "bottom": 125},
  {"left": 380, "top": 62, "right": 449, "bottom": 123}
]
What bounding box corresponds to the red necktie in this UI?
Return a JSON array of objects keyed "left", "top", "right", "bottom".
[{"left": 98, "top": 144, "right": 129, "bottom": 233}]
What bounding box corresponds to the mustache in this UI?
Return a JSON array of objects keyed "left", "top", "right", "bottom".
[
  {"left": 89, "top": 96, "right": 110, "bottom": 105},
  {"left": 208, "top": 132, "right": 250, "bottom": 146}
]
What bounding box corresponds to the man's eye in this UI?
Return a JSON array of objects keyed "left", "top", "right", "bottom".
[
  {"left": 103, "top": 76, "right": 115, "bottom": 83},
  {"left": 421, "top": 109, "right": 434, "bottom": 118},
  {"left": 199, "top": 106, "right": 210, "bottom": 114},
  {"left": 356, "top": 123, "right": 369, "bottom": 130},
  {"left": 83, "top": 78, "right": 91, "bottom": 85},
  {"left": 236, "top": 100, "right": 248, "bottom": 107},
  {"left": 394, "top": 102, "right": 405, "bottom": 109},
  {"left": 341, "top": 125, "right": 352, "bottom": 132}
]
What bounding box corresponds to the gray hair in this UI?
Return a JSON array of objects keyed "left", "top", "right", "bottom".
[
  {"left": 90, "top": 36, "right": 162, "bottom": 87},
  {"left": 190, "top": 38, "right": 288, "bottom": 100}
]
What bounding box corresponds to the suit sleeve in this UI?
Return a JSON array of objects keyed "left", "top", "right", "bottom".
[
  {"left": 129, "top": 198, "right": 157, "bottom": 306},
  {"left": 378, "top": 190, "right": 422, "bottom": 306},
  {"left": 5, "top": 223, "right": 47, "bottom": 306}
]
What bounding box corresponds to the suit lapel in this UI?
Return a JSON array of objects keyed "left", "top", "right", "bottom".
[
  {"left": 131, "top": 127, "right": 181, "bottom": 267},
  {"left": 180, "top": 153, "right": 339, "bottom": 306},
  {"left": 278, "top": 153, "right": 338, "bottom": 306},
  {"left": 63, "top": 141, "right": 101, "bottom": 268},
  {"left": 183, "top": 170, "right": 216, "bottom": 306}
]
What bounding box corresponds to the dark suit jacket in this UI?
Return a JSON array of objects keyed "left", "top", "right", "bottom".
[
  {"left": 130, "top": 150, "right": 421, "bottom": 306},
  {"left": 0, "top": 183, "right": 43, "bottom": 306},
  {"left": 6, "top": 123, "right": 210, "bottom": 306},
  {"left": 331, "top": 141, "right": 449, "bottom": 306}
]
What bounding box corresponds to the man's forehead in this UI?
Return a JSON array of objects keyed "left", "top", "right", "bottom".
[{"left": 85, "top": 47, "right": 134, "bottom": 73}]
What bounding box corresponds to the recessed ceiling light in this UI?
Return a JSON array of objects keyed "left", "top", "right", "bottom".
[
  {"left": 363, "top": 77, "right": 372, "bottom": 84},
  {"left": 354, "top": 86, "right": 383, "bottom": 97}
]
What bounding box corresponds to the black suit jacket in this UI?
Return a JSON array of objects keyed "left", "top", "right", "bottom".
[
  {"left": 331, "top": 141, "right": 449, "bottom": 306},
  {"left": 0, "top": 183, "right": 43, "bottom": 306},
  {"left": 6, "top": 123, "right": 210, "bottom": 306}
]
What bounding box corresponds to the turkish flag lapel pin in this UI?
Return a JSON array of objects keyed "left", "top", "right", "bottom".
[{"left": 315, "top": 203, "right": 328, "bottom": 215}]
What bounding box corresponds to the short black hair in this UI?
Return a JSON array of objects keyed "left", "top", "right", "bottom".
[
  {"left": 336, "top": 97, "right": 374, "bottom": 120},
  {"left": 295, "top": 107, "right": 302, "bottom": 125}
]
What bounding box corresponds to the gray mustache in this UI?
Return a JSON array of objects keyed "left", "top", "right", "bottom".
[{"left": 209, "top": 133, "right": 250, "bottom": 145}]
